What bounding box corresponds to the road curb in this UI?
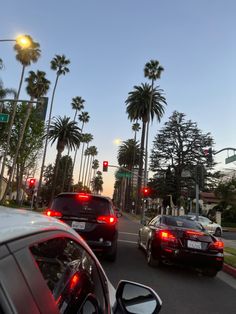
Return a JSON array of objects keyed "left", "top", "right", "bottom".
[{"left": 223, "top": 263, "right": 236, "bottom": 279}]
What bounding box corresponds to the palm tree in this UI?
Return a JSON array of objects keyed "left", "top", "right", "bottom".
[
  {"left": 125, "top": 83, "right": 166, "bottom": 214},
  {"left": 80, "top": 133, "right": 93, "bottom": 186},
  {"left": 91, "top": 171, "right": 103, "bottom": 195},
  {"left": 117, "top": 139, "right": 141, "bottom": 211},
  {"left": 1, "top": 70, "right": 50, "bottom": 203},
  {"left": 132, "top": 122, "right": 141, "bottom": 142},
  {"left": 37, "top": 54, "right": 70, "bottom": 203},
  {"left": 77, "top": 112, "right": 90, "bottom": 182},
  {"left": 92, "top": 159, "right": 99, "bottom": 179},
  {"left": 143, "top": 60, "right": 164, "bottom": 185},
  {"left": 86, "top": 146, "right": 98, "bottom": 187},
  {"left": 48, "top": 116, "right": 81, "bottom": 202},
  {"left": 61, "top": 96, "right": 85, "bottom": 191},
  {"left": 0, "top": 36, "right": 41, "bottom": 202}
]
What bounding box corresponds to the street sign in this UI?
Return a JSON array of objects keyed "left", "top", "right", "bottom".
[
  {"left": 116, "top": 172, "right": 132, "bottom": 178},
  {"left": 0, "top": 113, "right": 9, "bottom": 123},
  {"left": 225, "top": 155, "right": 236, "bottom": 164}
]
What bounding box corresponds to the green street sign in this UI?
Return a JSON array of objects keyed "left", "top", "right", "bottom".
[
  {"left": 116, "top": 172, "right": 132, "bottom": 178},
  {"left": 225, "top": 155, "right": 236, "bottom": 164},
  {"left": 0, "top": 113, "right": 9, "bottom": 123}
]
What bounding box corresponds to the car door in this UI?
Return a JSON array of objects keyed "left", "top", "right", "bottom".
[
  {"left": 141, "top": 217, "right": 159, "bottom": 247},
  {"left": 9, "top": 231, "right": 110, "bottom": 314}
]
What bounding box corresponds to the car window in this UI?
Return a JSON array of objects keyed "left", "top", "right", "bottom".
[
  {"left": 164, "top": 216, "right": 203, "bottom": 230},
  {"left": 148, "top": 217, "right": 158, "bottom": 226},
  {"left": 51, "top": 194, "right": 111, "bottom": 217},
  {"left": 30, "top": 237, "right": 107, "bottom": 313}
]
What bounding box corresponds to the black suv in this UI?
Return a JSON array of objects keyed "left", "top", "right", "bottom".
[{"left": 45, "top": 193, "right": 119, "bottom": 261}]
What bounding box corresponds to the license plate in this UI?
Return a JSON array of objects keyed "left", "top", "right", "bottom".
[
  {"left": 72, "top": 221, "right": 85, "bottom": 230},
  {"left": 187, "top": 240, "right": 202, "bottom": 250}
]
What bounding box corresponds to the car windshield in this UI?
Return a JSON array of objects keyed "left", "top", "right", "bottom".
[
  {"left": 164, "top": 216, "right": 204, "bottom": 231},
  {"left": 51, "top": 195, "right": 111, "bottom": 216}
]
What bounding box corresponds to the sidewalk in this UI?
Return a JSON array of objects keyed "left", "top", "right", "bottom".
[{"left": 122, "top": 212, "right": 236, "bottom": 279}]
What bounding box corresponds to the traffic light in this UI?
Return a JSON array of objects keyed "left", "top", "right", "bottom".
[
  {"left": 142, "top": 187, "right": 150, "bottom": 198},
  {"left": 28, "top": 178, "right": 36, "bottom": 190},
  {"left": 103, "top": 161, "right": 108, "bottom": 172},
  {"left": 204, "top": 147, "right": 213, "bottom": 165}
]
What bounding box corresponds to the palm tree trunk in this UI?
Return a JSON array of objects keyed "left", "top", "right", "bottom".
[
  {"left": 36, "top": 74, "right": 59, "bottom": 205},
  {"left": 0, "top": 65, "right": 25, "bottom": 201},
  {"left": 144, "top": 79, "right": 154, "bottom": 186},
  {"left": 87, "top": 155, "right": 93, "bottom": 187},
  {"left": 49, "top": 149, "right": 62, "bottom": 204},
  {"left": 1, "top": 99, "right": 33, "bottom": 203},
  {"left": 84, "top": 153, "right": 90, "bottom": 188},
  {"left": 136, "top": 120, "right": 146, "bottom": 215}
]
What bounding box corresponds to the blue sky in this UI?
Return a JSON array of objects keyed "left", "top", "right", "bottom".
[{"left": 1, "top": 0, "right": 236, "bottom": 197}]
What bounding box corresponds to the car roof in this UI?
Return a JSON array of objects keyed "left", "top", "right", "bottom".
[
  {"left": 0, "top": 206, "right": 78, "bottom": 244},
  {"left": 55, "top": 192, "right": 112, "bottom": 202}
]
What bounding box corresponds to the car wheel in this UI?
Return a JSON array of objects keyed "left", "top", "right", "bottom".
[
  {"left": 214, "top": 228, "right": 222, "bottom": 237},
  {"left": 106, "top": 241, "right": 117, "bottom": 262},
  {"left": 146, "top": 241, "right": 160, "bottom": 267},
  {"left": 203, "top": 268, "right": 218, "bottom": 277}
]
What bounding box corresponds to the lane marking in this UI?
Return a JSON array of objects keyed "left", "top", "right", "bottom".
[
  {"left": 118, "top": 239, "right": 137, "bottom": 244},
  {"left": 119, "top": 232, "right": 138, "bottom": 236}
]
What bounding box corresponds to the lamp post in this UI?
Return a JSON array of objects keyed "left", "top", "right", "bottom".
[{"left": 0, "top": 35, "right": 32, "bottom": 48}]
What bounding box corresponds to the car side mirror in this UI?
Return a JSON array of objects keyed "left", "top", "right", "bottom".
[{"left": 114, "top": 280, "right": 162, "bottom": 314}]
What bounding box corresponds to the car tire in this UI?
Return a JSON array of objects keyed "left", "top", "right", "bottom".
[
  {"left": 203, "top": 268, "right": 218, "bottom": 277},
  {"left": 146, "top": 241, "right": 160, "bottom": 267},
  {"left": 106, "top": 241, "right": 117, "bottom": 262},
  {"left": 214, "top": 228, "right": 222, "bottom": 237}
]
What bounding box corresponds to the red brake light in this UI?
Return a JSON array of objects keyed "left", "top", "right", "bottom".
[
  {"left": 210, "top": 240, "right": 224, "bottom": 250},
  {"left": 159, "top": 230, "right": 177, "bottom": 242},
  {"left": 44, "top": 209, "right": 62, "bottom": 218},
  {"left": 185, "top": 230, "right": 204, "bottom": 237},
  {"left": 77, "top": 193, "right": 90, "bottom": 201},
  {"left": 97, "top": 215, "right": 117, "bottom": 225},
  {"left": 69, "top": 273, "right": 80, "bottom": 290}
]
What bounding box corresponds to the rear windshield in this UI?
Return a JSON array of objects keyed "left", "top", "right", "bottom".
[
  {"left": 51, "top": 194, "right": 111, "bottom": 216},
  {"left": 163, "top": 216, "right": 204, "bottom": 230}
]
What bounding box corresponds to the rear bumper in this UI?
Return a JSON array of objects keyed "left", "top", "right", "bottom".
[{"left": 154, "top": 245, "right": 224, "bottom": 270}]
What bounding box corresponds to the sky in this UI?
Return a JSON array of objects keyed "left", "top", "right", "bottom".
[{"left": 1, "top": 0, "right": 236, "bottom": 197}]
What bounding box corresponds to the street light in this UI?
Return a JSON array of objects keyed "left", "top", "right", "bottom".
[{"left": 0, "top": 35, "right": 32, "bottom": 48}]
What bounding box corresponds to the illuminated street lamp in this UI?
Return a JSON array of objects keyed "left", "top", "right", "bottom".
[{"left": 0, "top": 35, "right": 32, "bottom": 48}]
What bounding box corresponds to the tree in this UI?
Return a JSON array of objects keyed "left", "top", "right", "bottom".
[
  {"left": 125, "top": 83, "right": 166, "bottom": 214},
  {"left": 47, "top": 116, "right": 81, "bottom": 202},
  {"left": 150, "top": 111, "right": 214, "bottom": 205},
  {"left": 132, "top": 122, "right": 141, "bottom": 141},
  {"left": 92, "top": 159, "right": 99, "bottom": 179},
  {"left": 85, "top": 146, "right": 98, "bottom": 188},
  {"left": 37, "top": 54, "right": 70, "bottom": 203},
  {"left": 91, "top": 171, "right": 103, "bottom": 195},
  {"left": 1, "top": 71, "right": 50, "bottom": 203},
  {"left": 144, "top": 59, "right": 164, "bottom": 185},
  {"left": 0, "top": 35, "right": 41, "bottom": 199},
  {"left": 78, "top": 131, "right": 92, "bottom": 185}
]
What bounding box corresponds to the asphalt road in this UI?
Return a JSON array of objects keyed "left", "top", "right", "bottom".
[
  {"left": 222, "top": 231, "right": 236, "bottom": 240},
  {"left": 100, "top": 215, "right": 236, "bottom": 314}
]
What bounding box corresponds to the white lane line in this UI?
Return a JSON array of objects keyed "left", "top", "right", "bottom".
[
  {"left": 119, "top": 232, "right": 138, "bottom": 236},
  {"left": 217, "top": 271, "right": 236, "bottom": 290},
  {"left": 118, "top": 239, "right": 137, "bottom": 244}
]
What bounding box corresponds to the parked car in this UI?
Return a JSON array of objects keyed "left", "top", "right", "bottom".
[
  {"left": 138, "top": 215, "right": 224, "bottom": 277},
  {"left": 182, "top": 214, "right": 223, "bottom": 237},
  {"left": 0, "top": 206, "right": 162, "bottom": 314},
  {"left": 44, "top": 193, "right": 119, "bottom": 261}
]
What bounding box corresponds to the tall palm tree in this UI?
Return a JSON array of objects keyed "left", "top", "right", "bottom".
[
  {"left": 37, "top": 54, "right": 70, "bottom": 203},
  {"left": 80, "top": 133, "right": 93, "bottom": 186},
  {"left": 92, "top": 159, "right": 99, "bottom": 179},
  {"left": 77, "top": 112, "right": 90, "bottom": 182},
  {"left": 91, "top": 171, "right": 103, "bottom": 195},
  {"left": 143, "top": 60, "right": 164, "bottom": 185},
  {"left": 132, "top": 122, "right": 141, "bottom": 142},
  {"left": 0, "top": 36, "right": 41, "bottom": 201},
  {"left": 86, "top": 146, "right": 98, "bottom": 187},
  {"left": 125, "top": 83, "right": 166, "bottom": 214},
  {"left": 48, "top": 116, "right": 81, "bottom": 202},
  {"left": 1, "top": 70, "right": 50, "bottom": 203},
  {"left": 61, "top": 96, "right": 85, "bottom": 191}
]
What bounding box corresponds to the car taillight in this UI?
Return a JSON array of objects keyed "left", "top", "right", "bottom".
[
  {"left": 158, "top": 230, "right": 177, "bottom": 242},
  {"left": 209, "top": 240, "right": 224, "bottom": 250},
  {"left": 97, "top": 215, "right": 117, "bottom": 225},
  {"left": 185, "top": 230, "right": 204, "bottom": 237},
  {"left": 44, "top": 209, "right": 62, "bottom": 218}
]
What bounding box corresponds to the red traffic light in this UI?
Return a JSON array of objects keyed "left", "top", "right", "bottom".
[
  {"left": 28, "top": 178, "right": 36, "bottom": 189},
  {"left": 103, "top": 161, "right": 108, "bottom": 172},
  {"left": 142, "top": 187, "right": 150, "bottom": 197}
]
